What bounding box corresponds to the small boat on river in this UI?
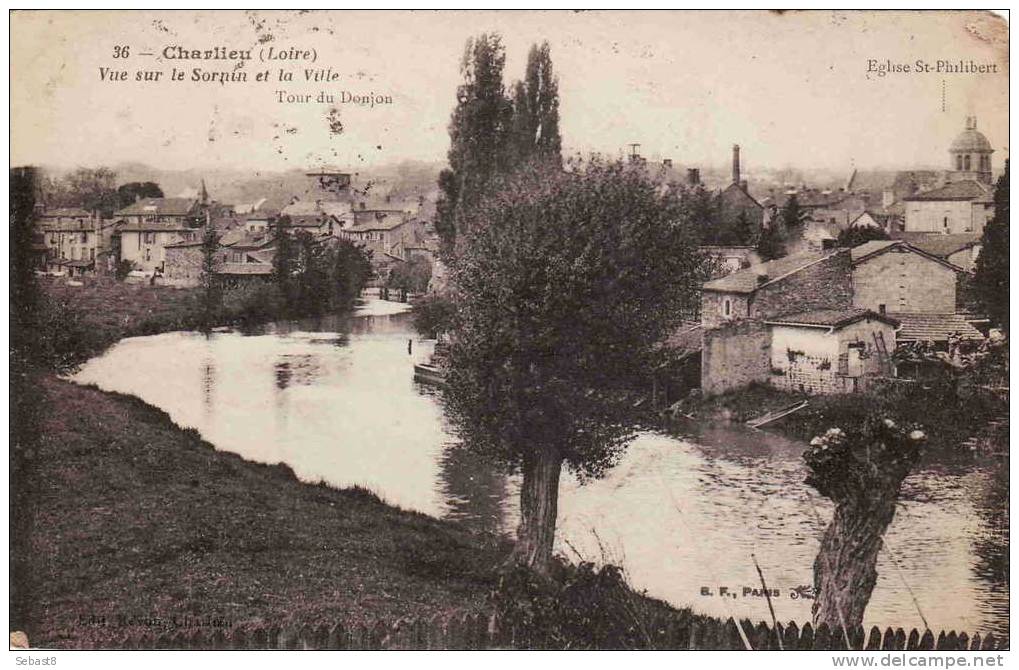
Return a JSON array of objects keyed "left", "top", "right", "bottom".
[{"left": 413, "top": 362, "right": 446, "bottom": 387}]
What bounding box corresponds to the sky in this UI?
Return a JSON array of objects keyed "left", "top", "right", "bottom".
[{"left": 10, "top": 10, "right": 1009, "bottom": 175}]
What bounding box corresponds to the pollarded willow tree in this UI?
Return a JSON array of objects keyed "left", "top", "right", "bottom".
[
  {"left": 443, "top": 158, "right": 709, "bottom": 574},
  {"left": 804, "top": 418, "right": 926, "bottom": 630}
]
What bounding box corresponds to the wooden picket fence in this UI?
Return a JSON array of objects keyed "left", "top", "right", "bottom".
[{"left": 70, "top": 611, "right": 1008, "bottom": 651}]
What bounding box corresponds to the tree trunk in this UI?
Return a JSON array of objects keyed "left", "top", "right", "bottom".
[
  {"left": 804, "top": 420, "right": 925, "bottom": 631},
  {"left": 510, "top": 447, "right": 563, "bottom": 575},
  {"left": 812, "top": 497, "right": 898, "bottom": 630}
]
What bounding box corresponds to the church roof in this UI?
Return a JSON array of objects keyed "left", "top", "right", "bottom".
[
  {"left": 902, "top": 180, "right": 990, "bottom": 202},
  {"left": 950, "top": 129, "right": 993, "bottom": 153}
]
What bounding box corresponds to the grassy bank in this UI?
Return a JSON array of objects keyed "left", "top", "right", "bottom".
[
  {"left": 23, "top": 374, "right": 508, "bottom": 648},
  {"left": 36, "top": 278, "right": 284, "bottom": 369}
]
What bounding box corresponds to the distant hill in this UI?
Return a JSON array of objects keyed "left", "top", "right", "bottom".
[{"left": 37, "top": 160, "right": 444, "bottom": 213}]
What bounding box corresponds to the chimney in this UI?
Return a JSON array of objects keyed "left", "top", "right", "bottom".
[
  {"left": 878, "top": 304, "right": 886, "bottom": 315},
  {"left": 360, "top": 202, "right": 366, "bottom": 210},
  {"left": 687, "top": 168, "right": 701, "bottom": 186},
  {"left": 663, "top": 158, "right": 673, "bottom": 169},
  {"left": 739, "top": 179, "right": 749, "bottom": 193},
  {"left": 732, "top": 144, "right": 741, "bottom": 185}
]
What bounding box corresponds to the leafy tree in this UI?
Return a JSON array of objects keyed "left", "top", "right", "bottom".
[
  {"left": 681, "top": 185, "right": 721, "bottom": 244},
  {"left": 200, "top": 226, "right": 221, "bottom": 324},
  {"left": 329, "top": 239, "right": 373, "bottom": 310},
  {"left": 836, "top": 224, "right": 889, "bottom": 248},
  {"left": 114, "top": 259, "right": 133, "bottom": 281},
  {"left": 117, "top": 182, "right": 164, "bottom": 208},
  {"left": 443, "top": 159, "right": 707, "bottom": 573},
  {"left": 756, "top": 218, "right": 785, "bottom": 260},
  {"left": 293, "top": 230, "right": 328, "bottom": 314},
  {"left": 412, "top": 293, "right": 457, "bottom": 339},
  {"left": 387, "top": 255, "right": 432, "bottom": 294},
  {"left": 272, "top": 216, "right": 296, "bottom": 304},
  {"left": 972, "top": 161, "right": 1009, "bottom": 330},
  {"left": 65, "top": 167, "right": 119, "bottom": 216},
  {"left": 779, "top": 193, "right": 803, "bottom": 231},
  {"left": 509, "top": 42, "right": 561, "bottom": 166},
  {"left": 734, "top": 210, "right": 758, "bottom": 246},
  {"left": 435, "top": 34, "right": 515, "bottom": 252}
]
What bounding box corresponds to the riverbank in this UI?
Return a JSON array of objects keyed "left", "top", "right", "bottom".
[
  {"left": 21, "top": 374, "right": 508, "bottom": 648},
  {"left": 668, "top": 379, "right": 1008, "bottom": 453}
]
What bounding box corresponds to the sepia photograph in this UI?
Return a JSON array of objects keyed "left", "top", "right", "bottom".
[{"left": 8, "top": 8, "right": 1011, "bottom": 658}]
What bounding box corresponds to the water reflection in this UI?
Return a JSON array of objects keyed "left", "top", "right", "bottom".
[{"left": 71, "top": 300, "right": 1009, "bottom": 638}]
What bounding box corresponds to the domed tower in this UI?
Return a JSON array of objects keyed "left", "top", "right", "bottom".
[{"left": 949, "top": 116, "right": 993, "bottom": 185}]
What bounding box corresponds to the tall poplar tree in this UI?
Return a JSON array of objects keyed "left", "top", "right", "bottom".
[
  {"left": 435, "top": 34, "right": 514, "bottom": 252},
  {"left": 509, "top": 42, "right": 561, "bottom": 166}
]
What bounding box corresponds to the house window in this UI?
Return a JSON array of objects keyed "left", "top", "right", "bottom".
[
  {"left": 144, "top": 232, "right": 156, "bottom": 244},
  {"left": 145, "top": 248, "right": 151, "bottom": 262},
  {"left": 723, "top": 298, "right": 732, "bottom": 317},
  {"left": 943, "top": 216, "right": 949, "bottom": 231},
  {"left": 964, "top": 155, "right": 971, "bottom": 171},
  {"left": 956, "top": 155, "right": 963, "bottom": 170}
]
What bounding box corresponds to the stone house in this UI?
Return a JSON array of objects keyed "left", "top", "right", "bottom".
[
  {"left": 765, "top": 309, "right": 898, "bottom": 395},
  {"left": 39, "top": 209, "right": 121, "bottom": 274},
  {"left": 700, "top": 249, "right": 854, "bottom": 395},
  {"left": 119, "top": 221, "right": 198, "bottom": 274},
  {"left": 849, "top": 239, "right": 965, "bottom": 314},
  {"left": 902, "top": 180, "right": 993, "bottom": 235},
  {"left": 701, "top": 249, "right": 852, "bottom": 330},
  {"left": 162, "top": 239, "right": 205, "bottom": 287}
]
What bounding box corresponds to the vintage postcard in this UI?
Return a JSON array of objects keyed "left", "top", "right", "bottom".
[{"left": 8, "top": 9, "right": 1010, "bottom": 657}]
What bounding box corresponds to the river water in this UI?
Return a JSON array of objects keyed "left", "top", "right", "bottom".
[{"left": 72, "top": 299, "right": 1009, "bottom": 638}]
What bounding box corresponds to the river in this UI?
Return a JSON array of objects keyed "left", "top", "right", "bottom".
[{"left": 71, "top": 299, "right": 1009, "bottom": 638}]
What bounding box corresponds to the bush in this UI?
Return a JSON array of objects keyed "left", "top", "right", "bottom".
[
  {"left": 411, "top": 293, "right": 457, "bottom": 339},
  {"left": 221, "top": 283, "right": 284, "bottom": 325},
  {"left": 489, "top": 561, "right": 680, "bottom": 649}
]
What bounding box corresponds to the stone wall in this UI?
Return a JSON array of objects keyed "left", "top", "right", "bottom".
[
  {"left": 701, "top": 319, "right": 771, "bottom": 396},
  {"left": 701, "top": 291, "right": 750, "bottom": 330},
  {"left": 852, "top": 248, "right": 956, "bottom": 313},
  {"left": 163, "top": 246, "right": 204, "bottom": 287}
]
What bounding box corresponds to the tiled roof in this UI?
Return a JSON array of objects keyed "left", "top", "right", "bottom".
[
  {"left": 164, "top": 239, "right": 204, "bottom": 249},
  {"left": 285, "top": 214, "right": 333, "bottom": 228},
  {"left": 40, "top": 207, "right": 91, "bottom": 218},
  {"left": 903, "top": 180, "right": 989, "bottom": 202},
  {"left": 281, "top": 199, "right": 351, "bottom": 218},
  {"left": 850, "top": 239, "right": 966, "bottom": 272},
  {"left": 889, "top": 232, "right": 982, "bottom": 258},
  {"left": 850, "top": 240, "right": 900, "bottom": 262},
  {"left": 217, "top": 262, "right": 273, "bottom": 275},
  {"left": 115, "top": 197, "right": 198, "bottom": 217},
  {"left": 118, "top": 221, "right": 196, "bottom": 232},
  {"left": 219, "top": 228, "right": 271, "bottom": 248},
  {"left": 889, "top": 312, "right": 985, "bottom": 342},
  {"left": 765, "top": 308, "right": 899, "bottom": 330},
  {"left": 702, "top": 250, "right": 834, "bottom": 294},
  {"left": 348, "top": 213, "right": 410, "bottom": 232}
]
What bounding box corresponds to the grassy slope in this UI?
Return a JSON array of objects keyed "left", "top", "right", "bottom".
[
  {"left": 21, "top": 280, "right": 507, "bottom": 647},
  {"left": 28, "top": 376, "right": 506, "bottom": 648}
]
